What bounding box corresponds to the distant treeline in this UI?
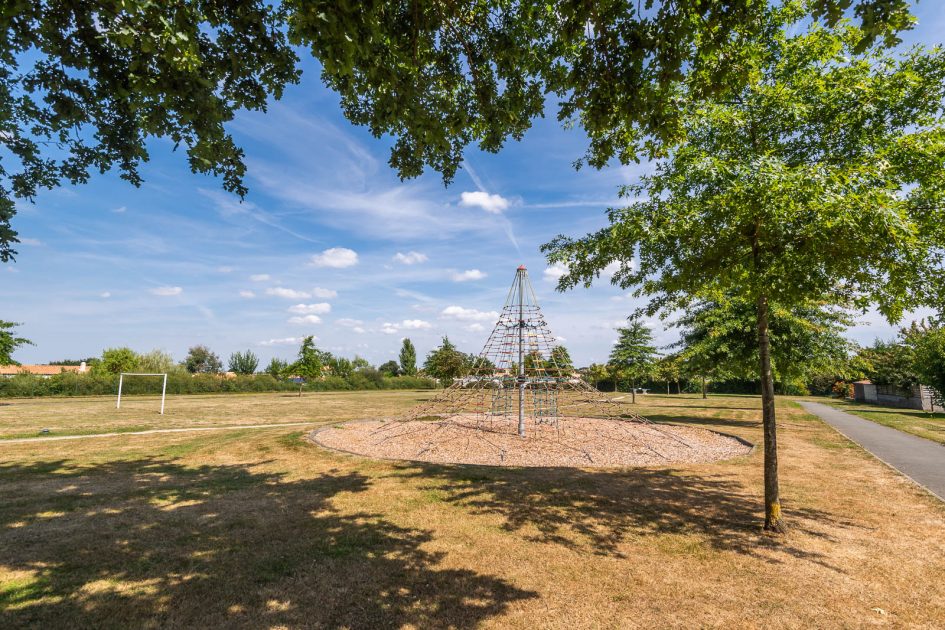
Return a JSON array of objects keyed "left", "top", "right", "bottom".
[{"left": 0, "top": 371, "right": 436, "bottom": 398}]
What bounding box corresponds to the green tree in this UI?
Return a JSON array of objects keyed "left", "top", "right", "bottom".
[
  {"left": 905, "top": 320, "right": 945, "bottom": 408},
  {"left": 609, "top": 322, "right": 657, "bottom": 403},
  {"left": 544, "top": 15, "right": 945, "bottom": 532},
  {"left": 0, "top": 1, "right": 300, "bottom": 261},
  {"left": 265, "top": 357, "right": 288, "bottom": 379},
  {"left": 423, "top": 336, "right": 468, "bottom": 385},
  {"left": 138, "top": 349, "right": 176, "bottom": 373},
  {"left": 184, "top": 345, "right": 222, "bottom": 374},
  {"left": 97, "top": 347, "right": 140, "bottom": 374},
  {"left": 378, "top": 360, "right": 401, "bottom": 377},
  {"left": 673, "top": 297, "right": 856, "bottom": 394},
  {"left": 583, "top": 363, "right": 610, "bottom": 392},
  {"left": 2, "top": 2, "right": 912, "bottom": 261},
  {"left": 549, "top": 346, "right": 574, "bottom": 376},
  {"left": 399, "top": 338, "right": 418, "bottom": 376},
  {"left": 327, "top": 355, "right": 354, "bottom": 379},
  {"left": 228, "top": 350, "right": 260, "bottom": 375},
  {"left": 0, "top": 321, "right": 32, "bottom": 365},
  {"left": 654, "top": 354, "right": 684, "bottom": 395}
]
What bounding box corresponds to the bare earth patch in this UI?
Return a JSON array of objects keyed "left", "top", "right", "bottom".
[{"left": 313, "top": 415, "right": 752, "bottom": 467}]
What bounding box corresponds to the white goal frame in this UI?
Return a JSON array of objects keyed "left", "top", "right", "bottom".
[{"left": 116, "top": 373, "right": 168, "bottom": 414}]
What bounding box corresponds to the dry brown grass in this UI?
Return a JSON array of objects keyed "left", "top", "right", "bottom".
[
  {"left": 1, "top": 392, "right": 944, "bottom": 628},
  {"left": 0, "top": 390, "right": 434, "bottom": 439}
]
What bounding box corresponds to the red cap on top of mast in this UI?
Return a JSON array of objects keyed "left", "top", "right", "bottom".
[{"left": 517, "top": 265, "right": 527, "bottom": 271}]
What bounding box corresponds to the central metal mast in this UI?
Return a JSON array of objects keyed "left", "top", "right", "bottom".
[{"left": 517, "top": 265, "right": 526, "bottom": 437}]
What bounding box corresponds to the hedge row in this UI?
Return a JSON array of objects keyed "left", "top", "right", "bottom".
[{"left": 0, "top": 372, "right": 437, "bottom": 398}]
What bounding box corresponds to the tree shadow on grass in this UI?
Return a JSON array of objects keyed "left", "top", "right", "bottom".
[
  {"left": 0, "top": 459, "right": 536, "bottom": 628},
  {"left": 642, "top": 413, "right": 761, "bottom": 430},
  {"left": 392, "top": 463, "right": 854, "bottom": 572}
]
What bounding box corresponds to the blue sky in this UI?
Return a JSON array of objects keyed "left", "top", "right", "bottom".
[{"left": 3, "top": 5, "right": 944, "bottom": 368}]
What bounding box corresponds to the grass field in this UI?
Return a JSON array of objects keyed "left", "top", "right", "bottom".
[
  {"left": 822, "top": 398, "right": 945, "bottom": 445},
  {"left": 1, "top": 392, "right": 944, "bottom": 627}
]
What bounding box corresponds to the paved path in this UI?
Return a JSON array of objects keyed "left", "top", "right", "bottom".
[
  {"left": 798, "top": 401, "right": 945, "bottom": 501},
  {"left": 0, "top": 421, "right": 320, "bottom": 445}
]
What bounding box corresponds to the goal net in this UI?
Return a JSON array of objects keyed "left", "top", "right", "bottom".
[{"left": 116, "top": 373, "right": 168, "bottom": 414}]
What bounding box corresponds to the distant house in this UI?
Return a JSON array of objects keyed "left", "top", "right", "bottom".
[
  {"left": 0, "top": 362, "right": 89, "bottom": 379},
  {"left": 852, "top": 379, "right": 943, "bottom": 412}
]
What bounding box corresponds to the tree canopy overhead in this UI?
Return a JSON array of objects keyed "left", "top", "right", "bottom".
[{"left": 0, "top": 0, "right": 916, "bottom": 261}]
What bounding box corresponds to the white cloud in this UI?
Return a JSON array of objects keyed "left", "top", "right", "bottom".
[
  {"left": 378, "top": 319, "right": 433, "bottom": 334},
  {"left": 336, "top": 318, "right": 364, "bottom": 328},
  {"left": 288, "top": 315, "right": 323, "bottom": 325},
  {"left": 100, "top": 291, "right": 111, "bottom": 299},
  {"left": 217, "top": 266, "right": 235, "bottom": 273},
  {"left": 250, "top": 274, "right": 271, "bottom": 282},
  {"left": 352, "top": 326, "right": 366, "bottom": 334},
  {"left": 239, "top": 290, "right": 256, "bottom": 299},
  {"left": 451, "top": 269, "right": 487, "bottom": 282},
  {"left": 393, "top": 251, "right": 429, "bottom": 265},
  {"left": 441, "top": 306, "right": 499, "bottom": 322},
  {"left": 258, "top": 337, "right": 305, "bottom": 347},
  {"left": 460, "top": 191, "right": 509, "bottom": 214},
  {"left": 112, "top": 206, "right": 127, "bottom": 213},
  {"left": 401, "top": 319, "right": 432, "bottom": 330},
  {"left": 310, "top": 247, "right": 359, "bottom": 268},
  {"left": 544, "top": 264, "right": 568, "bottom": 281},
  {"left": 288, "top": 303, "right": 332, "bottom": 315},
  {"left": 312, "top": 287, "right": 338, "bottom": 298},
  {"left": 266, "top": 287, "right": 310, "bottom": 299},
  {"left": 151, "top": 286, "right": 182, "bottom": 296},
  {"left": 603, "top": 261, "right": 621, "bottom": 278},
  {"left": 466, "top": 323, "right": 486, "bottom": 332},
  {"left": 19, "top": 237, "right": 42, "bottom": 246}
]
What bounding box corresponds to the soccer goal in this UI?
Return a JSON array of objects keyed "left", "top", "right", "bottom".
[{"left": 116, "top": 373, "right": 168, "bottom": 414}]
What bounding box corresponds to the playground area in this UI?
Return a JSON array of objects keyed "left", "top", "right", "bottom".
[{"left": 1, "top": 392, "right": 944, "bottom": 627}]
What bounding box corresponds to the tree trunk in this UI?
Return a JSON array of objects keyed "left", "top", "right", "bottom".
[
  {"left": 666, "top": 381, "right": 670, "bottom": 395},
  {"left": 631, "top": 379, "right": 636, "bottom": 404},
  {"left": 757, "top": 294, "right": 786, "bottom": 533},
  {"left": 701, "top": 375, "right": 707, "bottom": 399},
  {"left": 298, "top": 382, "right": 303, "bottom": 398},
  {"left": 676, "top": 380, "right": 681, "bottom": 395}
]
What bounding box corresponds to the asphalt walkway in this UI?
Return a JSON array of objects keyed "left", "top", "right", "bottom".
[{"left": 798, "top": 401, "right": 945, "bottom": 501}]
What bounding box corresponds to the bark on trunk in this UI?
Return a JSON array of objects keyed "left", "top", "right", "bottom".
[
  {"left": 666, "top": 381, "right": 670, "bottom": 395},
  {"left": 298, "top": 382, "right": 303, "bottom": 398},
  {"left": 757, "top": 294, "right": 786, "bottom": 533},
  {"left": 676, "top": 380, "right": 681, "bottom": 395},
  {"left": 631, "top": 379, "right": 636, "bottom": 404},
  {"left": 701, "top": 375, "right": 707, "bottom": 399}
]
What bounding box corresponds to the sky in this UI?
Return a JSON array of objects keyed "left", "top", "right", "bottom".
[{"left": 3, "top": 4, "right": 944, "bottom": 368}]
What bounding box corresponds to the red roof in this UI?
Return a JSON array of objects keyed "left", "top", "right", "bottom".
[{"left": 0, "top": 365, "right": 83, "bottom": 376}]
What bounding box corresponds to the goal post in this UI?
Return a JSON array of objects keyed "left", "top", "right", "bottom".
[{"left": 116, "top": 373, "right": 168, "bottom": 414}]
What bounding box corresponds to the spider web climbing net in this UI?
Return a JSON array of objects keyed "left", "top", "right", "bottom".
[{"left": 360, "top": 266, "right": 694, "bottom": 465}]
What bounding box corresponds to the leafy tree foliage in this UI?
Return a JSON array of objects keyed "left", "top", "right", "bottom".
[
  {"left": 138, "top": 349, "right": 176, "bottom": 373},
  {"left": 544, "top": 14, "right": 945, "bottom": 532},
  {"left": 0, "top": 321, "right": 32, "bottom": 365},
  {"left": 0, "top": 1, "right": 300, "bottom": 262},
  {"left": 1, "top": 1, "right": 913, "bottom": 261},
  {"left": 399, "top": 338, "right": 417, "bottom": 376},
  {"left": 906, "top": 320, "right": 945, "bottom": 407},
  {"left": 184, "top": 345, "right": 222, "bottom": 374},
  {"left": 583, "top": 363, "right": 611, "bottom": 391},
  {"left": 654, "top": 354, "right": 683, "bottom": 394},
  {"left": 423, "top": 336, "right": 468, "bottom": 384},
  {"left": 859, "top": 338, "right": 919, "bottom": 392},
  {"left": 291, "top": 336, "right": 328, "bottom": 380},
  {"left": 673, "top": 297, "right": 856, "bottom": 393},
  {"left": 228, "top": 350, "right": 260, "bottom": 375},
  {"left": 549, "top": 346, "right": 574, "bottom": 374},
  {"left": 265, "top": 357, "right": 289, "bottom": 379},
  {"left": 96, "top": 347, "right": 140, "bottom": 374},
  {"left": 608, "top": 322, "right": 657, "bottom": 403},
  {"left": 378, "top": 360, "right": 401, "bottom": 377}
]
